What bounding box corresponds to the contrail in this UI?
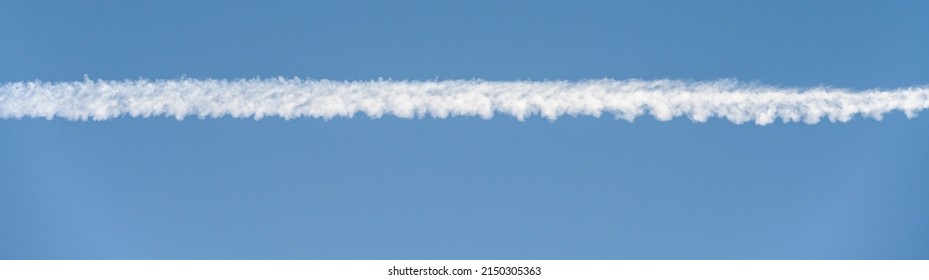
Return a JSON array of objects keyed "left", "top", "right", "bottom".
[{"left": 1, "top": 77, "right": 927, "bottom": 124}]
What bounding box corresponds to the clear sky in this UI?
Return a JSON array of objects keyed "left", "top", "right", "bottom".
[{"left": 1, "top": 0, "right": 928, "bottom": 259}]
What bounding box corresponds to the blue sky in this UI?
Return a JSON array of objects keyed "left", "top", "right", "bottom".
[{"left": 1, "top": 0, "right": 928, "bottom": 259}]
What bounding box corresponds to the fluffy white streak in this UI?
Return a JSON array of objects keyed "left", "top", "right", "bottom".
[{"left": 1, "top": 78, "right": 928, "bottom": 124}]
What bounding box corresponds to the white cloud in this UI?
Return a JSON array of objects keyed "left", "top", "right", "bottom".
[{"left": 1, "top": 77, "right": 927, "bottom": 125}]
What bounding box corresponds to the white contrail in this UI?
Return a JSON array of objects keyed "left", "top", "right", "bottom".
[{"left": 1, "top": 77, "right": 927, "bottom": 124}]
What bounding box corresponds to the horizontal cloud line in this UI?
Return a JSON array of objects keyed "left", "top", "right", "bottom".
[{"left": 1, "top": 78, "right": 928, "bottom": 124}]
